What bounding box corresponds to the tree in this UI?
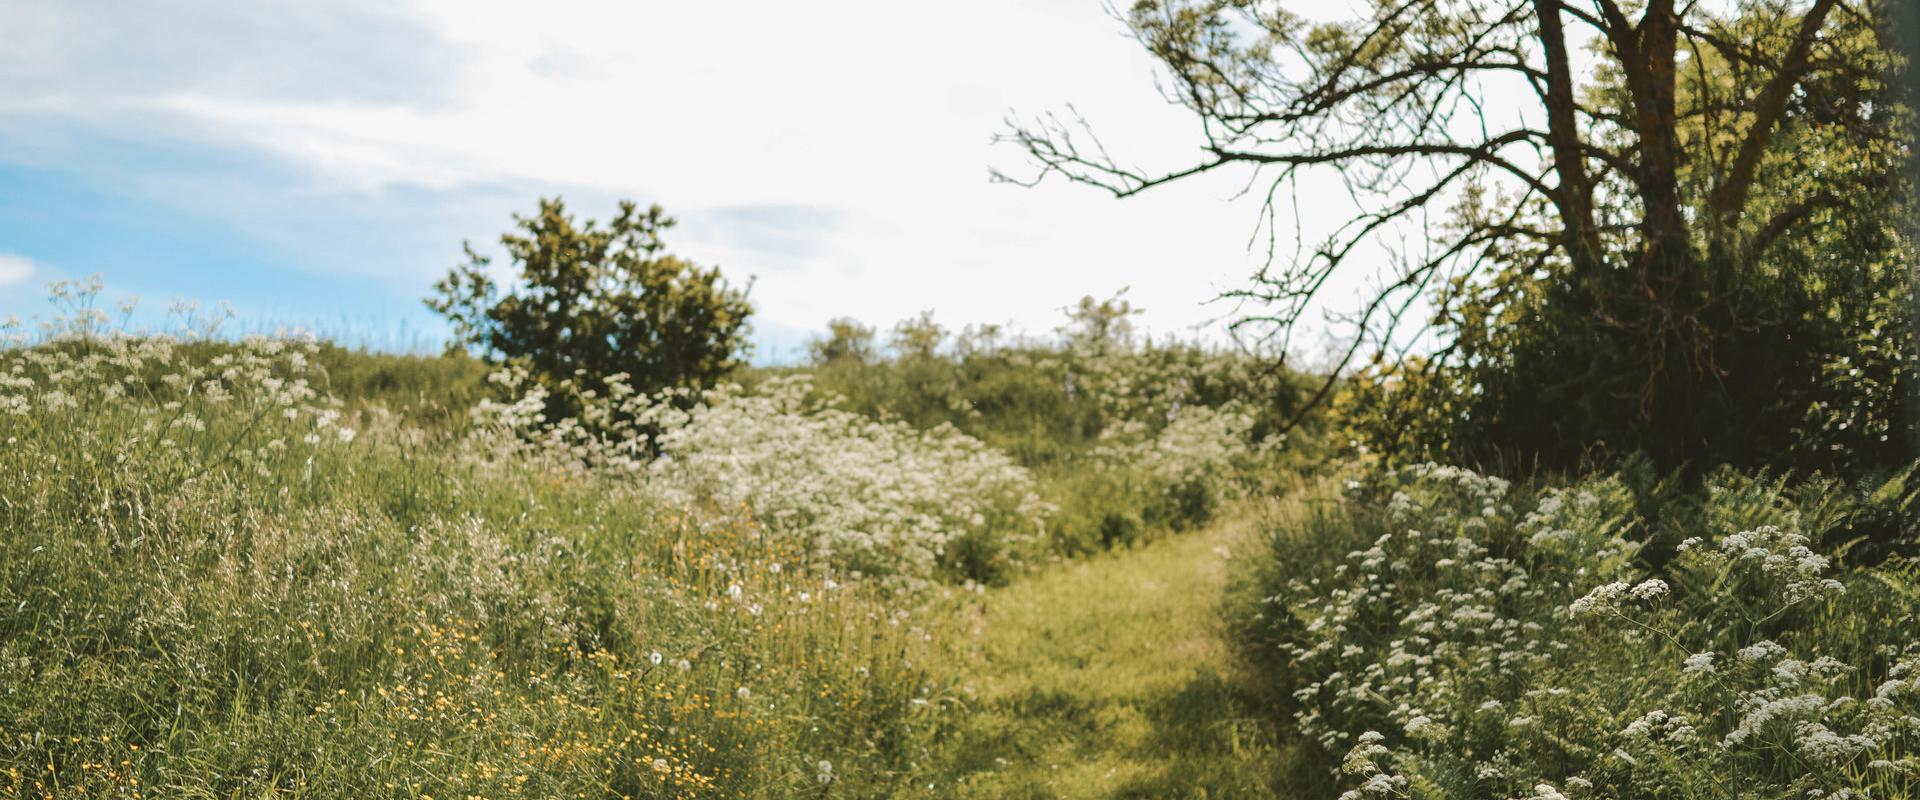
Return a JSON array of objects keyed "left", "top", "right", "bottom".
[
  {"left": 889, "top": 311, "right": 948, "bottom": 360},
  {"left": 1003, "top": 0, "right": 1910, "bottom": 472},
  {"left": 1060, "top": 289, "right": 1143, "bottom": 354},
  {"left": 428, "top": 198, "right": 754, "bottom": 412},
  {"left": 808, "top": 317, "right": 879, "bottom": 365}
]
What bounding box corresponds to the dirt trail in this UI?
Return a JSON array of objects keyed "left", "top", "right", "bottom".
[{"left": 925, "top": 514, "right": 1289, "bottom": 798}]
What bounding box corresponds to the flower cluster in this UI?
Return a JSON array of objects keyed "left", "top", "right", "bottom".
[
  {"left": 1254, "top": 463, "right": 1920, "bottom": 799},
  {"left": 2, "top": 280, "right": 354, "bottom": 486},
  {"left": 474, "top": 372, "right": 1051, "bottom": 590},
  {"left": 1091, "top": 401, "right": 1267, "bottom": 495}
]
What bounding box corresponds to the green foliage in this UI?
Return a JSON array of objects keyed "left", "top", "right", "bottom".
[
  {"left": 1058, "top": 290, "right": 1141, "bottom": 355},
  {"left": 1335, "top": 6, "right": 1914, "bottom": 478},
  {"left": 0, "top": 322, "right": 948, "bottom": 798},
  {"left": 471, "top": 371, "right": 1053, "bottom": 591},
  {"left": 785, "top": 311, "right": 1324, "bottom": 554},
  {"left": 1239, "top": 461, "right": 1920, "bottom": 798},
  {"left": 1026, "top": 1, "right": 1912, "bottom": 479},
  {"left": 807, "top": 316, "right": 879, "bottom": 365},
  {"left": 305, "top": 342, "right": 492, "bottom": 428},
  {"left": 888, "top": 310, "right": 947, "bottom": 361},
  {"left": 426, "top": 197, "right": 754, "bottom": 413}
]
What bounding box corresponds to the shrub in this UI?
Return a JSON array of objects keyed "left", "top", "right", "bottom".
[
  {"left": 807, "top": 317, "right": 879, "bottom": 365},
  {"left": 427, "top": 197, "right": 754, "bottom": 415},
  {"left": 1069, "top": 401, "right": 1272, "bottom": 543}
]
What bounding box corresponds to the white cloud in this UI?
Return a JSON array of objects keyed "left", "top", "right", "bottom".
[
  {"left": 0, "top": 253, "right": 37, "bottom": 288},
  {"left": 1, "top": 0, "right": 1392, "bottom": 350}
]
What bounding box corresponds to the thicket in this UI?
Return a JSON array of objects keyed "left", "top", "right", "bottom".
[
  {"left": 469, "top": 368, "right": 1054, "bottom": 591},
  {"left": 1097, "top": 4, "right": 1920, "bottom": 796}
]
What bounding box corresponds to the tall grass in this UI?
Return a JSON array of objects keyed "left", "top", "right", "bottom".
[{"left": 0, "top": 304, "right": 956, "bottom": 797}]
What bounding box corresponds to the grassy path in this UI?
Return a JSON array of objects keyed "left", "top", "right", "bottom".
[{"left": 925, "top": 514, "right": 1289, "bottom": 798}]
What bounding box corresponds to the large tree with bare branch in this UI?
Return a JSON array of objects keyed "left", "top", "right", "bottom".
[{"left": 1003, "top": 0, "right": 1909, "bottom": 472}]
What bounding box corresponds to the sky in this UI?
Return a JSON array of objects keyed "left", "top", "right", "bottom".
[{"left": 0, "top": 0, "right": 1367, "bottom": 362}]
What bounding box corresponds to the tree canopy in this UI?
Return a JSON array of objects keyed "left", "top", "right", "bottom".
[{"left": 1004, "top": 0, "right": 1912, "bottom": 474}]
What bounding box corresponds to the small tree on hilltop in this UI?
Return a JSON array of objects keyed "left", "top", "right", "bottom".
[
  {"left": 808, "top": 317, "right": 879, "bottom": 365},
  {"left": 889, "top": 311, "right": 947, "bottom": 361},
  {"left": 428, "top": 197, "right": 754, "bottom": 412},
  {"left": 1061, "top": 290, "right": 1141, "bottom": 355}
]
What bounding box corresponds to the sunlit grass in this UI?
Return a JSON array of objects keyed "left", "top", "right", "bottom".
[
  {"left": 916, "top": 510, "right": 1296, "bottom": 798},
  {"left": 0, "top": 310, "right": 955, "bottom": 797}
]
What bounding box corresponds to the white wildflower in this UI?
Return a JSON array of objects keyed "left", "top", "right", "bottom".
[
  {"left": 1740, "top": 640, "right": 1788, "bottom": 663},
  {"left": 1570, "top": 582, "right": 1629, "bottom": 616},
  {"left": 1629, "top": 578, "right": 1668, "bottom": 601}
]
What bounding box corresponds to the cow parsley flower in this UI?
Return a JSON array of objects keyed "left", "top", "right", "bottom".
[
  {"left": 1739, "top": 640, "right": 1787, "bottom": 663},
  {"left": 1570, "top": 582, "right": 1629, "bottom": 616}
]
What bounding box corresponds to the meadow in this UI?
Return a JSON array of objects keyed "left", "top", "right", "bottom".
[
  {"left": 0, "top": 287, "right": 1305, "bottom": 797},
  {"left": 6, "top": 0, "right": 1916, "bottom": 794},
  {"left": 1, "top": 282, "right": 1915, "bottom": 799}
]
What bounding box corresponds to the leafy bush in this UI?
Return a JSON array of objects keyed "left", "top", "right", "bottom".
[
  {"left": 427, "top": 197, "right": 754, "bottom": 414},
  {"left": 647, "top": 377, "right": 1052, "bottom": 589},
  {"left": 1242, "top": 462, "right": 1920, "bottom": 799},
  {"left": 1337, "top": 241, "right": 1915, "bottom": 479},
  {"left": 807, "top": 317, "right": 879, "bottom": 365}
]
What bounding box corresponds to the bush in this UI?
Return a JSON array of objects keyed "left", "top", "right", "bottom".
[
  {"left": 427, "top": 197, "right": 754, "bottom": 415},
  {"left": 1241, "top": 462, "right": 1920, "bottom": 799}
]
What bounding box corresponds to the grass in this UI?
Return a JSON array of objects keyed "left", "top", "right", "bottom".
[
  {"left": 918, "top": 508, "right": 1293, "bottom": 798},
  {"left": 0, "top": 335, "right": 957, "bottom": 798},
  {"left": 0, "top": 324, "right": 1307, "bottom": 798},
  {"left": 24, "top": 318, "right": 1908, "bottom": 798}
]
